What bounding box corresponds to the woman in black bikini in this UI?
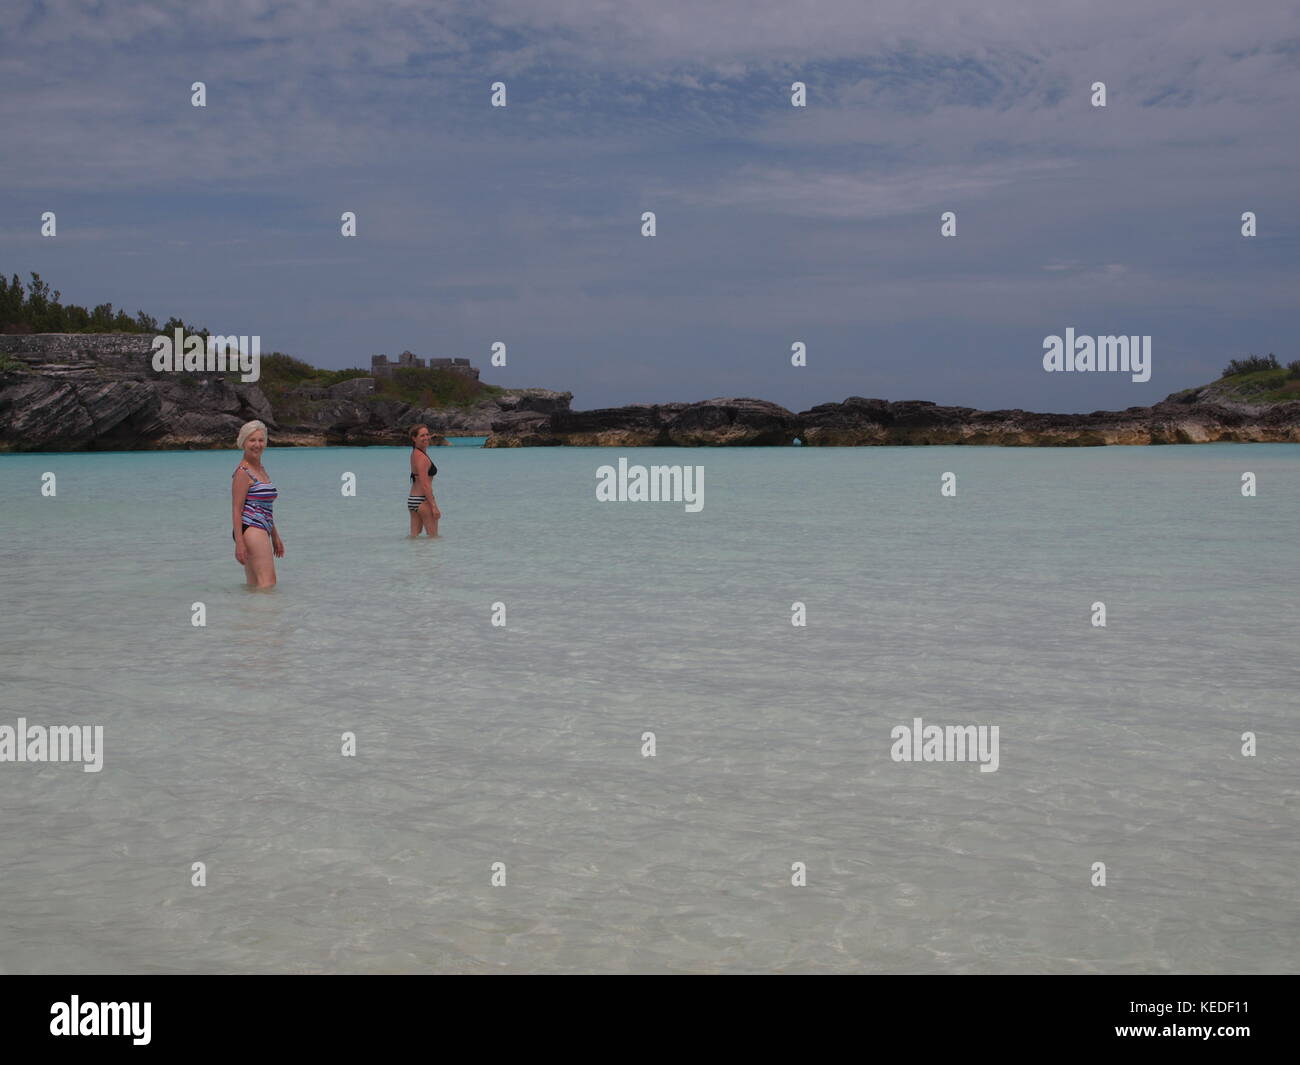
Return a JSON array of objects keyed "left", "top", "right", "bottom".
[{"left": 407, "top": 423, "right": 441, "bottom": 536}]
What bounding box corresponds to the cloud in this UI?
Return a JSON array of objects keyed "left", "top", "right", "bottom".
[
  {"left": 664, "top": 159, "right": 1076, "bottom": 220},
  {"left": 1, "top": 0, "right": 1295, "bottom": 409}
]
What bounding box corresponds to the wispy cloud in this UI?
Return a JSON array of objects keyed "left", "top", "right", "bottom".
[{"left": 1, "top": 0, "right": 1296, "bottom": 411}]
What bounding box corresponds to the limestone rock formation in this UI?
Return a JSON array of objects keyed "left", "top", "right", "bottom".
[
  {"left": 417, "top": 389, "right": 573, "bottom": 437},
  {"left": 0, "top": 334, "right": 573, "bottom": 450},
  {"left": 0, "top": 333, "right": 273, "bottom": 450},
  {"left": 795, "top": 396, "right": 1300, "bottom": 446},
  {"left": 4, "top": 333, "right": 1297, "bottom": 450},
  {"left": 485, "top": 393, "right": 1300, "bottom": 447},
  {"left": 486, "top": 398, "right": 799, "bottom": 447}
]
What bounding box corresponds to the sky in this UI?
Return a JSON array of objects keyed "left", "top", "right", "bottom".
[{"left": 2, "top": 0, "right": 1297, "bottom": 413}]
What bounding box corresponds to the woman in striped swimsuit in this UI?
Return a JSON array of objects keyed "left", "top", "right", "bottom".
[
  {"left": 407, "top": 423, "right": 441, "bottom": 537},
  {"left": 231, "top": 420, "right": 283, "bottom": 588}
]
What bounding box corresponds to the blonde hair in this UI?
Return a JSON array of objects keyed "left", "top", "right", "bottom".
[
  {"left": 237, "top": 420, "right": 268, "bottom": 450},
  {"left": 408, "top": 423, "right": 429, "bottom": 441}
]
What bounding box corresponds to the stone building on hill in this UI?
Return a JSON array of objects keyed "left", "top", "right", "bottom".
[{"left": 371, "top": 351, "right": 479, "bottom": 380}]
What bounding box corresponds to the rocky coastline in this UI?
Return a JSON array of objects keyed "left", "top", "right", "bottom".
[
  {"left": 485, "top": 393, "right": 1300, "bottom": 447},
  {"left": 2, "top": 333, "right": 1297, "bottom": 451},
  {"left": 0, "top": 333, "right": 569, "bottom": 450}
]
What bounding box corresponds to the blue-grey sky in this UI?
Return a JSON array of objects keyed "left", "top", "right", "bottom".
[{"left": 2, "top": 0, "right": 1297, "bottom": 412}]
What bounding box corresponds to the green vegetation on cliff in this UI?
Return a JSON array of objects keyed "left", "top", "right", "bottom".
[
  {"left": 1, "top": 272, "right": 499, "bottom": 413},
  {"left": 256, "top": 352, "right": 368, "bottom": 390},
  {"left": 258, "top": 352, "right": 504, "bottom": 410},
  {"left": 0, "top": 272, "right": 206, "bottom": 338},
  {"left": 1166, "top": 354, "right": 1300, "bottom": 406}
]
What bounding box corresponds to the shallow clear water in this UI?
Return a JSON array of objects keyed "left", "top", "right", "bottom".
[{"left": 0, "top": 443, "right": 1296, "bottom": 974}]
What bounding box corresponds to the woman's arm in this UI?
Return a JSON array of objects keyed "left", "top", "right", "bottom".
[
  {"left": 232, "top": 468, "right": 250, "bottom": 562},
  {"left": 422, "top": 473, "right": 440, "bottom": 519}
]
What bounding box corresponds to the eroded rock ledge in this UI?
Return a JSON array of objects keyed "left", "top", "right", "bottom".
[
  {"left": 3, "top": 334, "right": 1297, "bottom": 450},
  {"left": 485, "top": 394, "right": 1300, "bottom": 446},
  {"left": 795, "top": 396, "right": 1300, "bottom": 445},
  {"left": 486, "top": 398, "right": 797, "bottom": 447},
  {"left": 0, "top": 334, "right": 571, "bottom": 450}
]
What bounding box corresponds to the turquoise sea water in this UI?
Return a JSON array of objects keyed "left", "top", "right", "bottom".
[{"left": 0, "top": 442, "right": 1296, "bottom": 974}]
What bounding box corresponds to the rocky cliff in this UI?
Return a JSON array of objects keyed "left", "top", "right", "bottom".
[
  {"left": 0, "top": 333, "right": 276, "bottom": 450},
  {"left": 4, "top": 333, "right": 1297, "bottom": 450},
  {"left": 793, "top": 394, "right": 1300, "bottom": 446},
  {"left": 484, "top": 393, "right": 1300, "bottom": 446},
  {"left": 0, "top": 334, "right": 571, "bottom": 450},
  {"left": 484, "top": 398, "right": 798, "bottom": 447}
]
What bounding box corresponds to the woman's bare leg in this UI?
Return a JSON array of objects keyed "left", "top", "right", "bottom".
[
  {"left": 409, "top": 507, "right": 422, "bottom": 537},
  {"left": 242, "top": 528, "right": 276, "bottom": 588}
]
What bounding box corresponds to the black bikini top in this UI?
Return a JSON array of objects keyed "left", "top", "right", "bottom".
[{"left": 410, "top": 448, "right": 437, "bottom": 483}]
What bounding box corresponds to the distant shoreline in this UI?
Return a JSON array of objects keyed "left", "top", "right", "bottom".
[{"left": 2, "top": 333, "right": 1298, "bottom": 451}]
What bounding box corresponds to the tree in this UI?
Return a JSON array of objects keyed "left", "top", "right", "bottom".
[{"left": 0, "top": 269, "right": 200, "bottom": 334}]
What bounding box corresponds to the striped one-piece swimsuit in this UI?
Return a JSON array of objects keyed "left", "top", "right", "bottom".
[
  {"left": 235, "top": 466, "right": 277, "bottom": 532},
  {"left": 408, "top": 448, "right": 437, "bottom": 512}
]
